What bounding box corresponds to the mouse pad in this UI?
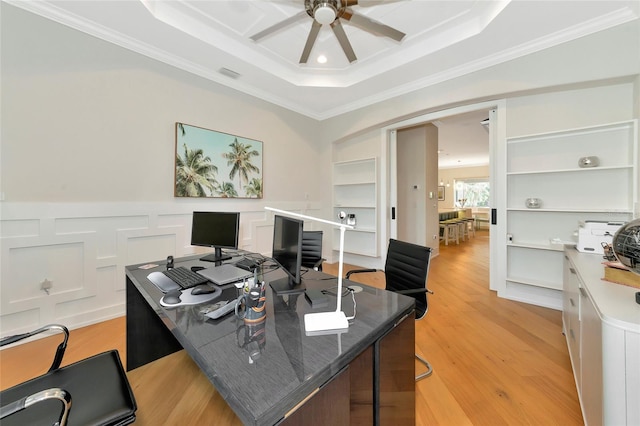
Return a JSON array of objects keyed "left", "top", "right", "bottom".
[{"left": 160, "top": 287, "right": 221, "bottom": 308}]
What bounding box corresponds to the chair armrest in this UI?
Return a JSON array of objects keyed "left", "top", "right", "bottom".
[
  {"left": 1, "top": 388, "right": 72, "bottom": 426},
  {"left": 312, "top": 258, "right": 326, "bottom": 270},
  {"left": 396, "top": 288, "right": 428, "bottom": 296},
  {"left": 0, "top": 324, "right": 69, "bottom": 372},
  {"left": 345, "top": 269, "right": 378, "bottom": 279}
]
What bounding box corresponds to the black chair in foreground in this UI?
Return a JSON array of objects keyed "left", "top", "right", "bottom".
[
  {"left": 301, "top": 230, "right": 325, "bottom": 271},
  {"left": 0, "top": 324, "right": 137, "bottom": 426},
  {"left": 346, "top": 238, "right": 434, "bottom": 380}
]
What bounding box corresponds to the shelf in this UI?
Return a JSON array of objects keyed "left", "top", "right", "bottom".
[
  {"left": 500, "top": 119, "right": 637, "bottom": 309},
  {"left": 507, "top": 167, "right": 633, "bottom": 210},
  {"left": 506, "top": 208, "right": 633, "bottom": 213},
  {"left": 334, "top": 181, "right": 375, "bottom": 186},
  {"left": 506, "top": 165, "right": 632, "bottom": 176},
  {"left": 507, "top": 120, "right": 635, "bottom": 174},
  {"left": 333, "top": 158, "right": 377, "bottom": 186},
  {"left": 506, "top": 276, "right": 563, "bottom": 291},
  {"left": 507, "top": 120, "right": 635, "bottom": 142},
  {"left": 333, "top": 158, "right": 377, "bottom": 257},
  {"left": 334, "top": 203, "right": 376, "bottom": 209},
  {"left": 347, "top": 227, "right": 375, "bottom": 234},
  {"left": 507, "top": 242, "right": 567, "bottom": 252}
]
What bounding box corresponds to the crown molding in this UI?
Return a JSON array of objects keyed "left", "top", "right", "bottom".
[{"left": 6, "top": 0, "right": 638, "bottom": 121}]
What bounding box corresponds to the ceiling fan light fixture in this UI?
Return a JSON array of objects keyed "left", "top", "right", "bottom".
[{"left": 314, "top": 3, "right": 337, "bottom": 25}]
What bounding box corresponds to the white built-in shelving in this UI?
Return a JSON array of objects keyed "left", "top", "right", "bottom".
[
  {"left": 332, "top": 158, "right": 378, "bottom": 257},
  {"left": 502, "top": 120, "right": 637, "bottom": 308}
]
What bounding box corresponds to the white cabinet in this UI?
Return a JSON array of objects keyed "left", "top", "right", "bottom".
[
  {"left": 563, "top": 249, "right": 640, "bottom": 426},
  {"left": 332, "top": 158, "right": 377, "bottom": 257},
  {"left": 580, "top": 287, "right": 603, "bottom": 426},
  {"left": 562, "top": 255, "right": 581, "bottom": 387},
  {"left": 504, "top": 120, "right": 637, "bottom": 309}
]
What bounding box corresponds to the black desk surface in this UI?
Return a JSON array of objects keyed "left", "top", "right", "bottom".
[{"left": 126, "top": 253, "right": 414, "bottom": 426}]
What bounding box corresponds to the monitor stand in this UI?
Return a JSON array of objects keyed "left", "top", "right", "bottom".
[
  {"left": 269, "top": 276, "right": 305, "bottom": 295},
  {"left": 201, "top": 247, "right": 232, "bottom": 263}
]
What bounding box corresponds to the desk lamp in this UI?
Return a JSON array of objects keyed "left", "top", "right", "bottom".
[{"left": 265, "top": 207, "right": 354, "bottom": 332}]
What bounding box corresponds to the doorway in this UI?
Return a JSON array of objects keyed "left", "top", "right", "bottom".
[{"left": 383, "top": 101, "right": 504, "bottom": 291}]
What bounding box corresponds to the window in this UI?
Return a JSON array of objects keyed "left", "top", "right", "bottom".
[{"left": 453, "top": 178, "right": 490, "bottom": 208}]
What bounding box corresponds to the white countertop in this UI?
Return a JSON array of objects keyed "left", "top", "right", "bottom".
[{"left": 566, "top": 247, "right": 640, "bottom": 333}]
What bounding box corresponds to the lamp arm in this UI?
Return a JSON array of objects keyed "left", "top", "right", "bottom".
[
  {"left": 265, "top": 206, "right": 354, "bottom": 313},
  {"left": 336, "top": 225, "right": 346, "bottom": 312},
  {"left": 264, "top": 207, "right": 354, "bottom": 230}
]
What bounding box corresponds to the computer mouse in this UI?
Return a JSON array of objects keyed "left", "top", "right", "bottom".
[
  {"left": 191, "top": 284, "right": 215, "bottom": 295},
  {"left": 163, "top": 290, "right": 182, "bottom": 305}
]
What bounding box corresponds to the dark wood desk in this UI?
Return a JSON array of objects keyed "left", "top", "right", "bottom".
[{"left": 126, "top": 254, "right": 415, "bottom": 425}]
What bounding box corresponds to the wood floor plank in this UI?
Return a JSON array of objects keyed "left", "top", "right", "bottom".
[{"left": 1, "top": 230, "right": 583, "bottom": 425}]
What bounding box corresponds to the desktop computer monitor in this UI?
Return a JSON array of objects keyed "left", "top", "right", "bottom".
[
  {"left": 270, "top": 214, "right": 305, "bottom": 295},
  {"left": 191, "top": 211, "right": 240, "bottom": 262}
]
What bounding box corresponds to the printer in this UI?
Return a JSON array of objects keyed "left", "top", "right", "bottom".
[{"left": 576, "top": 220, "right": 624, "bottom": 254}]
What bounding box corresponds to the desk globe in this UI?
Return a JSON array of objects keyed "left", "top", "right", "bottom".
[{"left": 612, "top": 219, "right": 640, "bottom": 275}]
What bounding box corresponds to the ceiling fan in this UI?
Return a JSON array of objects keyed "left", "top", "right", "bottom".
[{"left": 250, "top": 0, "right": 406, "bottom": 64}]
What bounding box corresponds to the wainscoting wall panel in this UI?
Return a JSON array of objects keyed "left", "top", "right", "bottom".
[{"left": 0, "top": 202, "right": 325, "bottom": 337}]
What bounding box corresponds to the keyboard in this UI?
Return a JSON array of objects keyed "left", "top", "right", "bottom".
[{"left": 163, "top": 266, "right": 209, "bottom": 289}]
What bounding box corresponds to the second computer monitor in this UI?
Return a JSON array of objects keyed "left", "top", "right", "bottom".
[
  {"left": 191, "top": 211, "right": 239, "bottom": 263},
  {"left": 270, "top": 214, "right": 305, "bottom": 295}
]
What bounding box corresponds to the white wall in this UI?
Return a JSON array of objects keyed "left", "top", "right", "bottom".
[
  {"left": 1, "top": 4, "right": 638, "bottom": 335},
  {"left": 397, "top": 126, "right": 427, "bottom": 246},
  {"left": 396, "top": 125, "right": 439, "bottom": 251},
  {"left": 330, "top": 20, "right": 639, "bottom": 269},
  {"left": 1, "top": 5, "right": 326, "bottom": 203},
  {"left": 323, "top": 21, "right": 639, "bottom": 143},
  {"left": 0, "top": 5, "right": 330, "bottom": 335}
]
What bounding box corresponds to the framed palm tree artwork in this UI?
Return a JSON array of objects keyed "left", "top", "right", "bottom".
[{"left": 175, "top": 123, "right": 263, "bottom": 198}]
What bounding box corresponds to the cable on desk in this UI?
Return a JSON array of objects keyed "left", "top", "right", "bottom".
[
  {"left": 321, "top": 286, "right": 351, "bottom": 297},
  {"left": 320, "top": 286, "right": 357, "bottom": 321},
  {"left": 346, "top": 288, "right": 357, "bottom": 321}
]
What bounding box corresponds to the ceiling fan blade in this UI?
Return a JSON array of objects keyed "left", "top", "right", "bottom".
[
  {"left": 250, "top": 10, "right": 307, "bottom": 41},
  {"left": 352, "top": 0, "right": 404, "bottom": 6},
  {"left": 342, "top": 9, "right": 405, "bottom": 41},
  {"left": 331, "top": 19, "right": 357, "bottom": 63},
  {"left": 299, "top": 20, "right": 322, "bottom": 64}
]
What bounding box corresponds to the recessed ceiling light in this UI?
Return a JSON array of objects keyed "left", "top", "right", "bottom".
[{"left": 317, "top": 55, "right": 327, "bottom": 64}]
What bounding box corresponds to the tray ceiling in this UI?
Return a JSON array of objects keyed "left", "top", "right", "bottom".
[{"left": 6, "top": 0, "right": 639, "bottom": 120}]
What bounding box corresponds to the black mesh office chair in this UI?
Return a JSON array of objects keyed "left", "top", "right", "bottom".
[
  {"left": 0, "top": 324, "right": 137, "bottom": 426},
  {"left": 346, "top": 238, "right": 434, "bottom": 380},
  {"left": 301, "top": 230, "right": 325, "bottom": 271}
]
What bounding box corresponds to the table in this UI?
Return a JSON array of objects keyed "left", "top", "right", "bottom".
[{"left": 125, "top": 254, "right": 415, "bottom": 425}]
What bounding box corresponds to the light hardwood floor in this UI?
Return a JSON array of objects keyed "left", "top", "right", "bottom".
[{"left": 0, "top": 230, "right": 583, "bottom": 425}]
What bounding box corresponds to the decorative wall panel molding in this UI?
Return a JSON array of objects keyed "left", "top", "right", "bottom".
[{"left": 0, "top": 202, "right": 323, "bottom": 336}]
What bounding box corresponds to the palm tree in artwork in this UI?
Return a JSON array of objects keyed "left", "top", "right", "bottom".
[
  {"left": 245, "top": 178, "right": 263, "bottom": 198},
  {"left": 175, "top": 143, "right": 218, "bottom": 197},
  {"left": 222, "top": 138, "right": 260, "bottom": 193},
  {"left": 217, "top": 181, "right": 238, "bottom": 198}
]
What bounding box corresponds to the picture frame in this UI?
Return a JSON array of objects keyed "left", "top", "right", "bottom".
[
  {"left": 437, "top": 186, "right": 445, "bottom": 201},
  {"left": 175, "top": 122, "right": 263, "bottom": 198}
]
